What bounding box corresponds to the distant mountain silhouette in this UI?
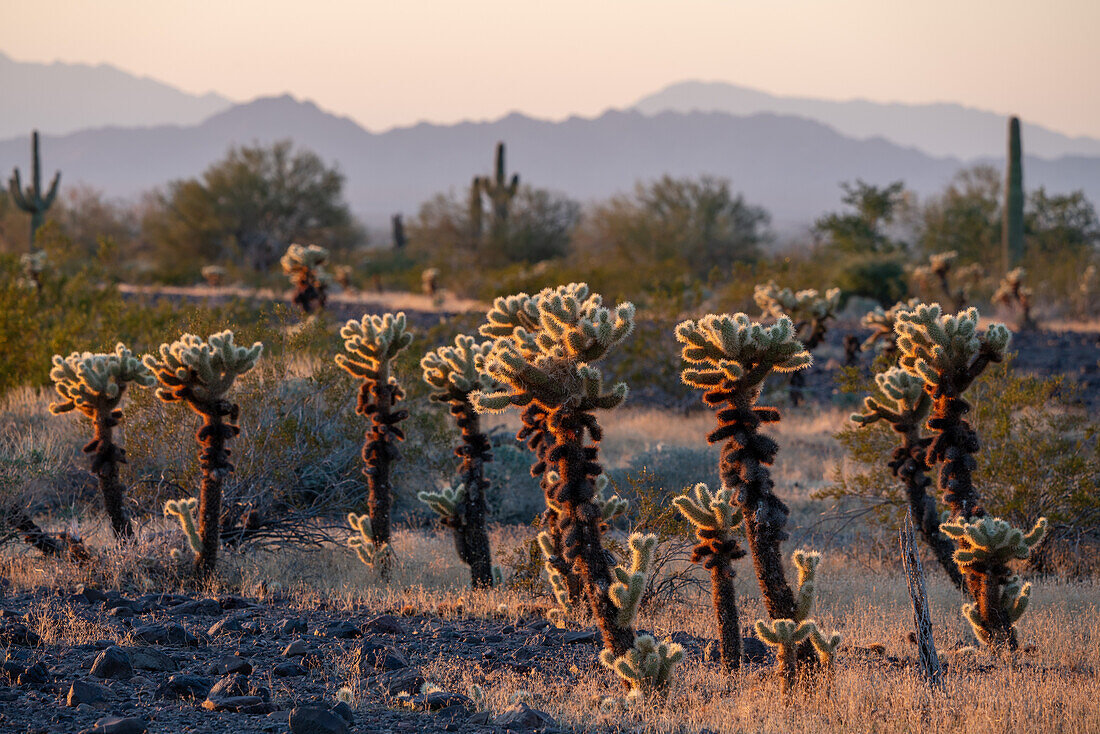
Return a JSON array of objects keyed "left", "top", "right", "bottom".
[
  {"left": 0, "top": 51, "right": 232, "bottom": 139},
  {"left": 634, "top": 80, "right": 1100, "bottom": 160},
  {"left": 2, "top": 95, "right": 1097, "bottom": 230}
]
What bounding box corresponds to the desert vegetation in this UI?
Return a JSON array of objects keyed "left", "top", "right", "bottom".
[{"left": 1, "top": 121, "right": 1098, "bottom": 734}]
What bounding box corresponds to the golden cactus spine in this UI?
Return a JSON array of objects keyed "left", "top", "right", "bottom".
[
  {"left": 144, "top": 330, "right": 262, "bottom": 574},
  {"left": 336, "top": 312, "right": 412, "bottom": 573},
  {"left": 48, "top": 343, "right": 155, "bottom": 539}
]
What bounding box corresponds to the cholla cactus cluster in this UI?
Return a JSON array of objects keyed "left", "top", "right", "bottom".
[
  {"left": 753, "top": 549, "right": 842, "bottom": 692},
  {"left": 673, "top": 483, "right": 745, "bottom": 671},
  {"left": 48, "top": 343, "right": 154, "bottom": 538},
  {"left": 145, "top": 330, "right": 262, "bottom": 573},
  {"left": 861, "top": 298, "right": 921, "bottom": 358},
  {"left": 993, "top": 267, "right": 1035, "bottom": 330},
  {"left": 281, "top": 243, "right": 330, "bottom": 313},
  {"left": 19, "top": 250, "right": 47, "bottom": 291},
  {"left": 200, "top": 265, "right": 226, "bottom": 287},
  {"left": 600, "top": 634, "right": 684, "bottom": 696},
  {"left": 942, "top": 515, "right": 1047, "bottom": 648},
  {"left": 912, "top": 251, "right": 981, "bottom": 311},
  {"left": 337, "top": 312, "right": 412, "bottom": 573},
  {"left": 608, "top": 532, "right": 657, "bottom": 627},
  {"left": 346, "top": 511, "right": 392, "bottom": 568},
  {"left": 164, "top": 498, "right": 201, "bottom": 554},
  {"left": 754, "top": 282, "right": 841, "bottom": 350}
]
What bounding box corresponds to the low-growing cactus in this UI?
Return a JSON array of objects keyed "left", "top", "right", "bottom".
[
  {"left": 754, "top": 282, "right": 840, "bottom": 404},
  {"left": 942, "top": 515, "right": 1047, "bottom": 648},
  {"left": 993, "top": 268, "right": 1035, "bottom": 331},
  {"left": 336, "top": 312, "right": 412, "bottom": 573},
  {"left": 473, "top": 284, "right": 671, "bottom": 691},
  {"left": 851, "top": 367, "right": 964, "bottom": 589},
  {"left": 49, "top": 344, "right": 155, "bottom": 539},
  {"left": 164, "top": 498, "right": 201, "bottom": 554},
  {"left": 144, "top": 331, "right": 262, "bottom": 574},
  {"left": 346, "top": 511, "right": 392, "bottom": 568},
  {"left": 673, "top": 482, "right": 746, "bottom": 672},
  {"left": 599, "top": 633, "right": 684, "bottom": 695},
  {"left": 894, "top": 303, "right": 1032, "bottom": 649},
  {"left": 281, "top": 243, "right": 330, "bottom": 314},
  {"left": 420, "top": 334, "right": 502, "bottom": 587}
]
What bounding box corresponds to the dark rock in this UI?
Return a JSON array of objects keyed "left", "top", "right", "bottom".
[
  {"left": 288, "top": 705, "right": 349, "bottom": 734},
  {"left": 17, "top": 661, "right": 48, "bottom": 686},
  {"left": 90, "top": 647, "right": 133, "bottom": 679},
  {"left": 122, "top": 647, "right": 177, "bottom": 672},
  {"left": 276, "top": 617, "right": 308, "bottom": 636},
  {"left": 436, "top": 703, "right": 473, "bottom": 722},
  {"left": 468, "top": 710, "right": 494, "bottom": 725},
  {"left": 0, "top": 621, "right": 41, "bottom": 647},
  {"left": 273, "top": 662, "right": 307, "bottom": 677},
  {"left": 320, "top": 621, "right": 361, "bottom": 639},
  {"left": 127, "top": 623, "right": 198, "bottom": 646},
  {"left": 170, "top": 598, "right": 222, "bottom": 616},
  {"left": 107, "top": 606, "right": 134, "bottom": 619},
  {"left": 1, "top": 660, "right": 22, "bottom": 684},
  {"left": 78, "top": 716, "right": 147, "bottom": 734},
  {"left": 406, "top": 691, "right": 472, "bottom": 711},
  {"left": 217, "top": 594, "right": 260, "bottom": 610},
  {"left": 362, "top": 614, "right": 407, "bottom": 635},
  {"left": 201, "top": 695, "right": 274, "bottom": 713},
  {"left": 207, "top": 613, "right": 253, "bottom": 637},
  {"left": 154, "top": 674, "right": 213, "bottom": 700},
  {"left": 73, "top": 585, "right": 109, "bottom": 604},
  {"left": 210, "top": 653, "right": 252, "bottom": 676},
  {"left": 67, "top": 679, "right": 109, "bottom": 706},
  {"left": 376, "top": 668, "right": 425, "bottom": 696},
  {"left": 207, "top": 672, "right": 271, "bottom": 701},
  {"left": 357, "top": 641, "right": 409, "bottom": 672},
  {"left": 495, "top": 702, "right": 559, "bottom": 731},
  {"left": 559, "top": 630, "right": 598, "bottom": 645}
]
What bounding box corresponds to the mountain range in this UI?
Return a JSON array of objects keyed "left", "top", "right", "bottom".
[{"left": 1, "top": 52, "right": 1098, "bottom": 230}]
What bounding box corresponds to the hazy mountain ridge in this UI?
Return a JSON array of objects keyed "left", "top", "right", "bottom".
[
  {"left": 0, "top": 51, "right": 232, "bottom": 139},
  {"left": 1, "top": 95, "right": 1097, "bottom": 230},
  {"left": 633, "top": 80, "right": 1100, "bottom": 160}
]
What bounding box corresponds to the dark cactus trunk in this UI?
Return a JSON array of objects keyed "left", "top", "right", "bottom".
[
  {"left": 1003, "top": 116, "right": 1025, "bottom": 270},
  {"left": 546, "top": 406, "right": 634, "bottom": 669},
  {"left": 194, "top": 401, "right": 239, "bottom": 575},
  {"left": 449, "top": 400, "right": 494, "bottom": 587},
  {"left": 11, "top": 510, "right": 89, "bottom": 562},
  {"left": 357, "top": 365, "right": 407, "bottom": 575},
  {"left": 710, "top": 563, "right": 741, "bottom": 672},
  {"left": 88, "top": 409, "right": 132, "bottom": 539}
]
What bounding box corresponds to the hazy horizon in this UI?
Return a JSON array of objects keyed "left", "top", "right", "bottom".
[{"left": 3, "top": 0, "right": 1099, "bottom": 138}]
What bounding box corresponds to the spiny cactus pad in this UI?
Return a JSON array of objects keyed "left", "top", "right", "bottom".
[
  {"left": 144, "top": 331, "right": 262, "bottom": 404},
  {"left": 417, "top": 484, "right": 465, "bottom": 519},
  {"left": 894, "top": 304, "right": 1011, "bottom": 391},
  {"left": 49, "top": 343, "right": 154, "bottom": 417},
  {"left": 850, "top": 367, "right": 930, "bottom": 427},
  {"left": 335, "top": 312, "right": 413, "bottom": 380},
  {"left": 674, "top": 482, "right": 743, "bottom": 535},
  {"left": 941, "top": 516, "right": 1047, "bottom": 568},
  {"left": 599, "top": 634, "right": 684, "bottom": 693},
  {"left": 421, "top": 335, "right": 500, "bottom": 400},
  {"left": 676, "top": 313, "right": 811, "bottom": 389}
]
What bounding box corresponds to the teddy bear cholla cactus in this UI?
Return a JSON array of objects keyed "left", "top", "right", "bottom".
[
  {"left": 753, "top": 550, "right": 841, "bottom": 692},
  {"left": 673, "top": 482, "right": 746, "bottom": 672},
  {"left": 676, "top": 314, "right": 812, "bottom": 621},
  {"left": 281, "top": 243, "right": 330, "bottom": 314},
  {"left": 49, "top": 343, "right": 154, "bottom": 539},
  {"left": 993, "top": 267, "right": 1035, "bottom": 331},
  {"left": 942, "top": 516, "right": 1047, "bottom": 648},
  {"left": 337, "top": 312, "right": 412, "bottom": 573},
  {"left": 472, "top": 283, "right": 681, "bottom": 693},
  {"left": 912, "top": 251, "right": 981, "bottom": 312},
  {"left": 894, "top": 303, "right": 1042, "bottom": 649},
  {"left": 419, "top": 335, "right": 500, "bottom": 587},
  {"left": 861, "top": 298, "right": 921, "bottom": 359},
  {"left": 753, "top": 282, "right": 839, "bottom": 404},
  {"left": 145, "top": 331, "right": 262, "bottom": 574},
  {"left": 200, "top": 265, "right": 226, "bottom": 288},
  {"left": 851, "top": 367, "right": 963, "bottom": 589}
]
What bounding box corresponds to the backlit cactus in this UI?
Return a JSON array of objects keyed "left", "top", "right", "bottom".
[
  {"left": 599, "top": 634, "right": 684, "bottom": 695},
  {"left": 861, "top": 298, "right": 920, "bottom": 359},
  {"left": 473, "top": 284, "right": 656, "bottom": 690},
  {"left": 346, "top": 511, "right": 392, "bottom": 568},
  {"left": 894, "top": 303, "right": 1031, "bottom": 649},
  {"left": 280, "top": 243, "right": 330, "bottom": 314},
  {"left": 420, "top": 334, "right": 500, "bottom": 587},
  {"left": 942, "top": 515, "right": 1047, "bottom": 648},
  {"left": 851, "top": 367, "right": 963, "bottom": 588},
  {"left": 912, "top": 252, "right": 981, "bottom": 312},
  {"left": 753, "top": 282, "right": 839, "bottom": 404},
  {"left": 336, "top": 312, "right": 413, "bottom": 573},
  {"left": 8, "top": 131, "right": 60, "bottom": 247},
  {"left": 164, "top": 498, "right": 201, "bottom": 554},
  {"left": 673, "top": 482, "right": 746, "bottom": 672},
  {"left": 993, "top": 267, "right": 1035, "bottom": 331},
  {"left": 201, "top": 265, "right": 226, "bottom": 288},
  {"left": 49, "top": 343, "right": 154, "bottom": 539},
  {"left": 144, "top": 331, "right": 262, "bottom": 574}
]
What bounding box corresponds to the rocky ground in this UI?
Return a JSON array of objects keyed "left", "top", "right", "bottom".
[{"left": 0, "top": 581, "right": 767, "bottom": 734}]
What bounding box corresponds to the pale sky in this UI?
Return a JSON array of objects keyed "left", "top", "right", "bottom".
[{"left": 4, "top": 0, "right": 1100, "bottom": 137}]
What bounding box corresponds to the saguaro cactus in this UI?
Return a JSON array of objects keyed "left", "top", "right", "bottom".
[
  {"left": 478, "top": 142, "right": 520, "bottom": 235},
  {"left": 391, "top": 213, "right": 407, "bottom": 250},
  {"left": 48, "top": 344, "right": 154, "bottom": 539},
  {"left": 676, "top": 313, "right": 811, "bottom": 622},
  {"left": 145, "top": 331, "right": 262, "bottom": 574},
  {"left": 419, "top": 335, "right": 501, "bottom": 587},
  {"left": 8, "top": 130, "right": 60, "bottom": 247},
  {"left": 473, "top": 284, "right": 681, "bottom": 693},
  {"left": 1003, "top": 116, "right": 1025, "bottom": 270},
  {"left": 754, "top": 283, "right": 840, "bottom": 404},
  {"left": 280, "top": 243, "right": 330, "bottom": 314},
  {"left": 673, "top": 482, "right": 746, "bottom": 672},
  {"left": 851, "top": 367, "right": 964, "bottom": 589},
  {"left": 894, "top": 303, "right": 1040, "bottom": 649},
  {"left": 336, "top": 312, "right": 412, "bottom": 571}
]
